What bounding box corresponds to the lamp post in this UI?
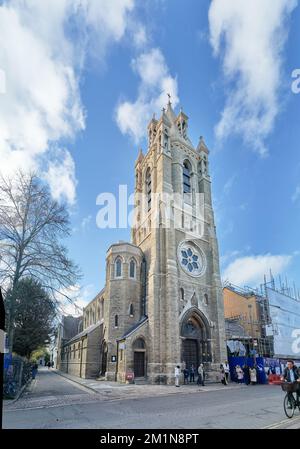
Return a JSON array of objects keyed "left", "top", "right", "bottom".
[{"left": 0, "top": 287, "right": 5, "bottom": 429}]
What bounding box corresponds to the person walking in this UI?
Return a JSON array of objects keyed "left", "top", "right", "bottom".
[
  {"left": 250, "top": 366, "right": 257, "bottom": 385},
  {"left": 32, "top": 363, "right": 38, "bottom": 380},
  {"left": 175, "top": 365, "right": 181, "bottom": 387},
  {"left": 197, "top": 364, "right": 205, "bottom": 386},
  {"left": 236, "top": 365, "right": 244, "bottom": 383},
  {"left": 189, "top": 364, "right": 195, "bottom": 383},
  {"left": 220, "top": 364, "right": 228, "bottom": 385},
  {"left": 223, "top": 361, "right": 230, "bottom": 383},
  {"left": 47, "top": 361, "right": 51, "bottom": 370},
  {"left": 242, "top": 364, "right": 250, "bottom": 385}
]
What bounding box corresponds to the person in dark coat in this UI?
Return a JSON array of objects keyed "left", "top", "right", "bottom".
[
  {"left": 242, "top": 364, "right": 250, "bottom": 385},
  {"left": 281, "top": 360, "right": 300, "bottom": 404},
  {"left": 183, "top": 367, "right": 189, "bottom": 385},
  {"left": 189, "top": 364, "right": 195, "bottom": 383},
  {"left": 32, "top": 363, "right": 38, "bottom": 379}
]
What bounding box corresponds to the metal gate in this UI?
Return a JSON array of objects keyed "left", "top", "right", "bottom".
[
  {"left": 182, "top": 339, "right": 199, "bottom": 370},
  {"left": 134, "top": 352, "right": 145, "bottom": 377}
]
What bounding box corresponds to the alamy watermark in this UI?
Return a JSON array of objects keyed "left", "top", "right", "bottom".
[
  {"left": 96, "top": 186, "right": 206, "bottom": 239},
  {"left": 292, "top": 328, "right": 300, "bottom": 355},
  {"left": 291, "top": 69, "right": 300, "bottom": 94}
]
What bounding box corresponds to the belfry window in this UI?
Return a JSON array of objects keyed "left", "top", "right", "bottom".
[
  {"left": 183, "top": 161, "right": 191, "bottom": 194},
  {"left": 115, "top": 258, "right": 122, "bottom": 278},
  {"left": 146, "top": 168, "right": 151, "bottom": 211}
]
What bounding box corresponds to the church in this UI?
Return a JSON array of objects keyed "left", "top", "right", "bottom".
[{"left": 57, "top": 100, "right": 227, "bottom": 384}]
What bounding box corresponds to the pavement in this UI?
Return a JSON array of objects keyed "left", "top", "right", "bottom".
[{"left": 2, "top": 367, "right": 300, "bottom": 429}]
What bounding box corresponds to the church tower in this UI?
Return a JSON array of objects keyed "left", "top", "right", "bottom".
[{"left": 131, "top": 100, "right": 226, "bottom": 383}]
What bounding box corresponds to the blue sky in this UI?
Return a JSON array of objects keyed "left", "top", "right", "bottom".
[{"left": 0, "top": 0, "right": 300, "bottom": 313}]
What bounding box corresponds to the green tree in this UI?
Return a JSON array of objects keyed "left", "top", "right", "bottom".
[{"left": 11, "top": 278, "right": 56, "bottom": 358}]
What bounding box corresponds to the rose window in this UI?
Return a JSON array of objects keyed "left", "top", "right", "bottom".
[{"left": 178, "top": 241, "right": 205, "bottom": 277}]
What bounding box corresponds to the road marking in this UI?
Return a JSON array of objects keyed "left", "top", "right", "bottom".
[{"left": 263, "top": 416, "right": 300, "bottom": 429}]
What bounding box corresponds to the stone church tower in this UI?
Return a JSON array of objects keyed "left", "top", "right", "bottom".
[
  {"left": 58, "top": 100, "right": 226, "bottom": 384},
  {"left": 127, "top": 100, "right": 227, "bottom": 383}
]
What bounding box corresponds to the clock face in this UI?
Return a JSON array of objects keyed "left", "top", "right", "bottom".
[{"left": 178, "top": 241, "right": 205, "bottom": 277}]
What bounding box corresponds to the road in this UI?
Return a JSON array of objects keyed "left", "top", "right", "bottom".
[{"left": 3, "top": 368, "right": 300, "bottom": 429}]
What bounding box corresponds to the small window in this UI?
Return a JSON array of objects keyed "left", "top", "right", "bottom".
[
  {"left": 204, "top": 294, "right": 208, "bottom": 305},
  {"left": 129, "top": 304, "right": 134, "bottom": 316},
  {"left": 130, "top": 259, "right": 136, "bottom": 278},
  {"left": 180, "top": 288, "right": 184, "bottom": 301},
  {"left": 115, "top": 258, "right": 122, "bottom": 277},
  {"left": 114, "top": 315, "right": 118, "bottom": 327}
]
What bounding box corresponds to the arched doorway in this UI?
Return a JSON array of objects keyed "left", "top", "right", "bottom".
[
  {"left": 100, "top": 341, "right": 107, "bottom": 376},
  {"left": 180, "top": 310, "right": 211, "bottom": 370},
  {"left": 133, "top": 338, "right": 146, "bottom": 378}
]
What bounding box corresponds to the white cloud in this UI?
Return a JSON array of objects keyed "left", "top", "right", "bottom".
[
  {"left": 292, "top": 185, "right": 300, "bottom": 203},
  {"left": 0, "top": 0, "right": 137, "bottom": 203},
  {"left": 44, "top": 149, "right": 77, "bottom": 205},
  {"left": 115, "top": 48, "right": 179, "bottom": 142},
  {"left": 222, "top": 253, "right": 292, "bottom": 286},
  {"left": 208, "top": 0, "right": 297, "bottom": 156},
  {"left": 56, "top": 283, "right": 95, "bottom": 317}
]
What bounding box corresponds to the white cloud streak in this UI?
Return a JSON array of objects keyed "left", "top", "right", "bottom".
[
  {"left": 222, "top": 253, "right": 292, "bottom": 286},
  {"left": 115, "top": 48, "right": 179, "bottom": 143},
  {"left": 208, "top": 0, "right": 297, "bottom": 156}
]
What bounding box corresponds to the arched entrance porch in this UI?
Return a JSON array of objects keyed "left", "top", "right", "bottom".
[{"left": 180, "top": 309, "right": 212, "bottom": 370}]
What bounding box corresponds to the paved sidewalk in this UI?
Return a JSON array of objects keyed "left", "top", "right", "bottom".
[{"left": 55, "top": 369, "right": 247, "bottom": 401}]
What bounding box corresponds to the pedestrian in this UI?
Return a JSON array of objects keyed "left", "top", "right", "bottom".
[
  {"left": 183, "top": 367, "right": 189, "bottom": 385},
  {"left": 242, "top": 364, "right": 250, "bottom": 385},
  {"left": 220, "top": 364, "right": 228, "bottom": 385},
  {"left": 47, "top": 361, "right": 51, "bottom": 370},
  {"left": 223, "top": 361, "right": 230, "bottom": 383},
  {"left": 175, "top": 365, "right": 181, "bottom": 387},
  {"left": 250, "top": 366, "right": 257, "bottom": 385},
  {"left": 197, "top": 364, "right": 205, "bottom": 386},
  {"left": 51, "top": 360, "right": 54, "bottom": 368},
  {"left": 235, "top": 365, "right": 244, "bottom": 383},
  {"left": 189, "top": 364, "right": 195, "bottom": 383},
  {"left": 32, "top": 363, "right": 38, "bottom": 380}
]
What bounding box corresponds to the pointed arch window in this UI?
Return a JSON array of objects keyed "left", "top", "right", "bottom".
[
  {"left": 114, "top": 315, "right": 119, "bottom": 327},
  {"left": 183, "top": 161, "right": 191, "bottom": 193},
  {"left": 129, "top": 259, "right": 136, "bottom": 278},
  {"left": 115, "top": 257, "right": 122, "bottom": 278},
  {"left": 146, "top": 168, "right": 152, "bottom": 211}
]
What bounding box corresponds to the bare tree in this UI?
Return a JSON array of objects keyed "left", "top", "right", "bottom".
[{"left": 0, "top": 171, "right": 81, "bottom": 351}]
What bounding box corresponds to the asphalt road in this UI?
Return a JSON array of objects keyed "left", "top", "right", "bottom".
[{"left": 3, "top": 368, "right": 300, "bottom": 429}]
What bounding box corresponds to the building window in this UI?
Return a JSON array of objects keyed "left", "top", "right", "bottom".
[
  {"left": 204, "top": 293, "right": 208, "bottom": 305},
  {"left": 129, "top": 259, "right": 136, "bottom": 278},
  {"left": 115, "top": 257, "right": 122, "bottom": 278},
  {"left": 114, "top": 315, "right": 118, "bottom": 327},
  {"left": 101, "top": 299, "right": 104, "bottom": 318},
  {"left": 180, "top": 288, "right": 184, "bottom": 301},
  {"left": 183, "top": 160, "right": 191, "bottom": 193},
  {"left": 129, "top": 304, "right": 134, "bottom": 316},
  {"left": 146, "top": 168, "right": 151, "bottom": 211},
  {"left": 78, "top": 343, "right": 81, "bottom": 359}
]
